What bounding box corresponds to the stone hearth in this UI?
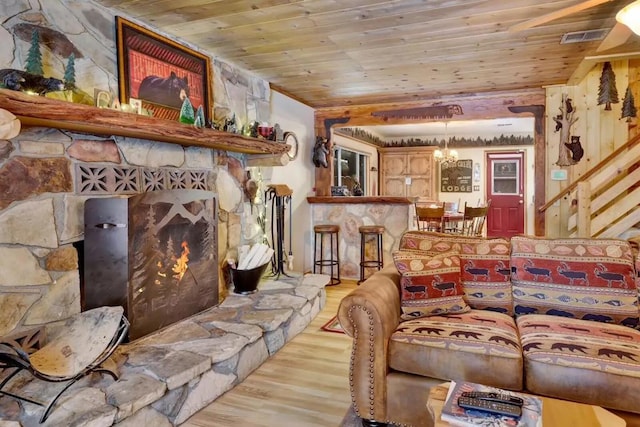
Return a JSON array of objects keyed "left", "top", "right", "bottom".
[{"left": 0, "top": 273, "right": 328, "bottom": 426}]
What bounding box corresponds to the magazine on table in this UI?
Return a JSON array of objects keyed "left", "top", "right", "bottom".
[{"left": 441, "top": 381, "right": 543, "bottom": 427}]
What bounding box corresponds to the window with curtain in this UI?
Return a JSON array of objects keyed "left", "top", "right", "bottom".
[{"left": 333, "top": 146, "right": 369, "bottom": 195}]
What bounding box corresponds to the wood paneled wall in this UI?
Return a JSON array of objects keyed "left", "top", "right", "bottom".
[
  {"left": 544, "top": 60, "right": 632, "bottom": 237},
  {"left": 630, "top": 59, "right": 640, "bottom": 141}
]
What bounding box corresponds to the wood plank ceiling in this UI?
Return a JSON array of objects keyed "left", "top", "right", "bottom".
[{"left": 96, "top": 0, "right": 640, "bottom": 108}]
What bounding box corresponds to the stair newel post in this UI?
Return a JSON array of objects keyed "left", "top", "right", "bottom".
[{"left": 576, "top": 181, "right": 591, "bottom": 237}]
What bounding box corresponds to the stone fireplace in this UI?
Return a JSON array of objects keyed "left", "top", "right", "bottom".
[
  {"left": 83, "top": 190, "right": 219, "bottom": 340},
  {"left": 0, "top": 124, "right": 255, "bottom": 339},
  {"left": 0, "top": 103, "right": 327, "bottom": 426},
  {"left": 0, "top": 84, "right": 290, "bottom": 340}
]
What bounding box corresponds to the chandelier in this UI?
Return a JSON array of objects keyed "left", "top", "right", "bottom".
[{"left": 433, "top": 122, "right": 458, "bottom": 163}]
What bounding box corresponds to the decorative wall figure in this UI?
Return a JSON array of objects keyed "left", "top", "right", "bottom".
[
  {"left": 372, "top": 104, "right": 464, "bottom": 120},
  {"left": 312, "top": 136, "right": 329, "bottom": 168},
  {"left": 597, "top": 62, "right": 619, "bottom": 111},
  {"left": 565, "top": 136, "right": 584, "bottom": 163},
  {"left": 63, "top": 53, "right": 76, "bottom": 89},
  {"left": 554, "top": 94, "right": 579, "bottom": 166},
  {"left": 334, "top": 127, "right": 534, "bottom": 148},
  {"left": 25, "top": 30, "right": 43, "bottom": 76},
  {"left": 621, "top": 86, "right": 637, "bottom": 122}
]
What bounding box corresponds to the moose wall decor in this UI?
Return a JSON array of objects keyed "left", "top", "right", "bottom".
[{"left": 312, "top": 136, "right": 329, "bottom": 168}]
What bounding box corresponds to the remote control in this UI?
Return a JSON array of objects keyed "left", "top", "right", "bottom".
[
  {"left": 458, "top": 396, "right": 522, "bottom": 418},
  {"left": 460, "top": 391, "right": 524, "bottom": 407}
]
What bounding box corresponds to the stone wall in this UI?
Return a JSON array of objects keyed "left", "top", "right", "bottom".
[{"left": 0, "top": 1, "right": 272, "bottom": 337}]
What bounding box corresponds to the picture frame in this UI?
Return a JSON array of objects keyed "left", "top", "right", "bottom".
[
  {"left": 128, "top": 97, "right": 142, "bottom": 114},
  {"left": 440, "top": 159, "right": 473, "bottom": 193},
  {"left": 115, "top": 16, "right": 212, "bottom": 123}
]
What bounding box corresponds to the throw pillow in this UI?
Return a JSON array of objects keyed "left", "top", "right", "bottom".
[
  {"left": 393, "top": 250, "right": 470, "bottom": 320},
  {"left": 399, "top": 231, "right": 513, "bottom": 314},
  {"left": 511, "top": 236, "right": 639, "bottom": 327}
]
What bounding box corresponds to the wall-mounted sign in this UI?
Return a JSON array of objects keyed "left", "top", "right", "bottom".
[{"left": 441, "top": 159, "right": 473, "bottom": 193}]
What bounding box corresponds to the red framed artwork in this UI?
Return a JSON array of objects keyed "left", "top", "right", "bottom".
[{"left": 116, "top": 16, "right": 212, "bottom": 122}]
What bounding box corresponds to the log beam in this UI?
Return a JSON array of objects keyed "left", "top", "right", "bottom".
[{"left": 0, "top": 89, "right": 289, "bottom": 156}]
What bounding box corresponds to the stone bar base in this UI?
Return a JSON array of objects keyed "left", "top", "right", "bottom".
[
  {"left": 307, "top": 196, "right": 413, "bottom": 280},
  {"left": 0, "top": 273, "right": 328, "bottom": 427}
]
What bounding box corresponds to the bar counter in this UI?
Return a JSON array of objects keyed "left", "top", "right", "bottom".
[
  {"left": 307, "top": 196, "right": 413, "bottom": 205},
  {"left": 306, "top": 196, "right": 414, "bottom": 280}
]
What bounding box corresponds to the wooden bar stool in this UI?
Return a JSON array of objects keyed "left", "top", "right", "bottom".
[
  {"left": 313, "top": 224, "right": 340, "bottom": 286},
  {"left": 359, "top": 225, "right": 385, "bottom": 284}
]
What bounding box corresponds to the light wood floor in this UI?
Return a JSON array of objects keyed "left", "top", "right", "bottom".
[{"left": 183, "top": 280, "right": 358, "bottom": 427}]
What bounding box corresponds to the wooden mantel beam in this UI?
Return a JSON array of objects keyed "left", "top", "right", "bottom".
[{"left": 0, "top": 88, "right": 290, "bottom": 156}]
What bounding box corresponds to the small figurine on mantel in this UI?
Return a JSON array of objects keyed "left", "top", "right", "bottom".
[
  {"left": 194, "top": 105, "right": 205, "bottom": 128},
  {"left": 273, "top": 123, "right": 283, "bottom": 141},
  {"left": 179, "top": 97, "right": 195, "bottom": 124},
  {"left": 223, "top": 114, "right": 237, "bottom": 133},
  {"left": 0, "top": 69, "right": 64, "bottom": 95}
]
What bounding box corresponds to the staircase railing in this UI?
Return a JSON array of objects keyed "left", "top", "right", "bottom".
[{"left": 539, "top": 132, "right": 640, "bottom": 237}]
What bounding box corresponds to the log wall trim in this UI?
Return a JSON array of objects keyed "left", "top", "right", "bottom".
[
  {"left": 0, "top": 89, "right": 290, "bottom": 156},
  {"left": 314, "top": 89, "right": 546, "bottom": 236}
]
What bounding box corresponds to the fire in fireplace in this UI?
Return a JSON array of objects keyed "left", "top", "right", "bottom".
[{"left": 83, "top": 189, "right": 218, "bottom": 340}]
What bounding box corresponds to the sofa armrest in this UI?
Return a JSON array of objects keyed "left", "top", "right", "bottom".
[{"left": 337, "top": 264, "right": 402, "bottom": 422}]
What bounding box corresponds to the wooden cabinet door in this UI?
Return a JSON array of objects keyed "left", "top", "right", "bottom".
[
  {"left": 380, "top": 148, "right": 435, "bottom": 197},
  {"left": 409, "top": 176, "right": 433, "bottom": 198},
  {"left": 383, "top": 177, "right": 407, "bottom": 196},
  {"left": 382, "top": 154, "right": 406, "bottom": 176},
  {"left": 407, "top": 155, "right": 431, "bottom": 175}
]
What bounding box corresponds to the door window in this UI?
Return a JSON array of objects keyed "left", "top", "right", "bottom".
[{"left": 491, "top": 160, "right": 519, "bottom": 195}]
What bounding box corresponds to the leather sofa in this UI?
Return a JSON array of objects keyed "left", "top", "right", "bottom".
[{"left": 337, "top": 231, "right": 640, "bottom": 426}]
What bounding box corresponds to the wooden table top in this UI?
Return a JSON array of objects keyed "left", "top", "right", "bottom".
[
  {"left": 426, "top": 383, "right": 625, "bottom": 427},
  {"left": 307, "top": 196, "right": 413, "bottom": 204}
]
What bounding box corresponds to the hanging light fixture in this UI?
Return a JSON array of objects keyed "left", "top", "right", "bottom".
[
  {"left": 617, "top": 0, "right": 640, "bottom": 36},
  {"left": 433, "top": 122, "right": 458, "bottom": 163}
]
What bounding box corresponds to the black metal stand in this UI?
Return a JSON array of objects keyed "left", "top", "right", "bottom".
[{"left": 265, "top": 185, "right": 293, "bottom": 278}]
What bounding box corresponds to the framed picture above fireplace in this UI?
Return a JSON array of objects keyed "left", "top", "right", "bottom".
[{"left": 115, "top": 16, "right": 212, "bottom": 122}]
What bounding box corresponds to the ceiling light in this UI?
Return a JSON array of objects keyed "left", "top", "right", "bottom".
[
  {"left": 617, "top": 0, "right": 640, "bottom": 36},
  {"left": 433, "top": 147, "right": 458, "bottom": 163},
  {"left": 433, "top": 123, "right": 458, "bottom": 164}
]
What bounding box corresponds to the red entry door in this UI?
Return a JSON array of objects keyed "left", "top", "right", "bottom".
[{"left": 486, "top": 152, "right": 525, "bottom": 238}]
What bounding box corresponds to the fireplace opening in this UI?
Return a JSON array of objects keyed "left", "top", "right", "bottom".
[{"left": 82, "top": 190, "right": 219, "bottom": 340}]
